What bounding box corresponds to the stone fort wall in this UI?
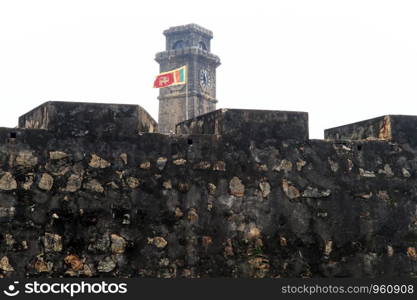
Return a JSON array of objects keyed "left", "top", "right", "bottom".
[{"left": 0, "top": 101, "right": 417, "bottom": 278}]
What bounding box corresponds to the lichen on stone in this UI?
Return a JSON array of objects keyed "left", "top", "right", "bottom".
[
  {"left": 229, "top": 176, "right": 245, "bottom": 197},
  {"left": 43, "top": 233, "right": 63, "bottom": 252},
  {"left": 0, "top": 172, "right": 17, "bottom": 190},
  {"left": 38, "top": 173, "right": 54, "bottom": 191},
  {"left": 49, "top": 151, "right": 68, "bottom": 160},
  {"left": 0, "top": 256, "right": 14, "bottom": 272},
  {"left": 15, "top": 151, "right": 38, "bottom": 167},
  {"left": 89, "top": 154, "right": 110, "bottom": 168},
  {"left": 84, "top": 179, "right": 104, "bottom": 193}
]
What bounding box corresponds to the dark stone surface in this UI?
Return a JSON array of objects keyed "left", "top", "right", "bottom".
[
  {"left": 176, "top": 109, "right": 309, "bottom": 142},
  {"left": 325, "top": 115, "right": 417, "bottom": 146},
  {"left": 1, "top": 104, "right": 417, "bottom": 278},
  {"left": 18, "top": 101, "right": 157, "bottom": 138}
]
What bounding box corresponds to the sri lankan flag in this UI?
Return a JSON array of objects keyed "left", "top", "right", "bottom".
[{"left": 153, "top": 66, "right": 187, "bottom": 88}]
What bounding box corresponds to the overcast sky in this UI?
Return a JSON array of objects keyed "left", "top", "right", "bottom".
[{"left": 1, "top": 0, "right": 416, "bottom": 138}]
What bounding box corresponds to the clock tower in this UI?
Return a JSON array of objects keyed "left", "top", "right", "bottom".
[{"left": 155, "top": 24, "right": 221, "bottom": 134}]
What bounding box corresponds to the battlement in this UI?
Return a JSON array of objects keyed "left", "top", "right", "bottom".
[
  {"left": 176, "top": 108, "right": 309, "bottom": 141},
  {"left": 325, "top": 115, "right": 417, "bottom": 145},
  {"left": 18, "top": 101, "right": 157, "bottom": 138}
]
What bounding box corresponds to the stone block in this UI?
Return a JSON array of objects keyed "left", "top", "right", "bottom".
[
  {"left": 175, "top": 108, "right": 309, "bottom": 141},
  {"left": 18, "top": 101, "right": 157, "bottom": 137}
]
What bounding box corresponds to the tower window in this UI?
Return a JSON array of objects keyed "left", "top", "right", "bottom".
[
  {"left": 198, "top": 41, "right": 207, "bottom": 50},
  {"left": 173, "top": 40, "right": 184, "bottom": 50}
]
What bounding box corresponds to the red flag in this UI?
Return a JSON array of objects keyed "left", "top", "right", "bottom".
[
  {"left": 153, "top": 66, "right": 187, "bottom": 88},
  {"left": 153, "top": 73, "right": 174, "bottom": 88}
]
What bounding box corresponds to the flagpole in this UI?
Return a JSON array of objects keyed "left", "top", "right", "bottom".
[{"left": 185, "top": 66, "right": 189, "bottom": 120}]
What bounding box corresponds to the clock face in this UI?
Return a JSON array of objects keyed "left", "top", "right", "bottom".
[{"left": 199, "top": 68, "right": 212, "bottom": 92}]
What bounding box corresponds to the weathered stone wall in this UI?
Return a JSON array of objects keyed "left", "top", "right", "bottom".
[{"left": 1, "top": 105, "right": 417, "bottom": 278}]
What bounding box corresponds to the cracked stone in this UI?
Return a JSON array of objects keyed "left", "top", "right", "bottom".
[
  {"left": 65, "top": 174, "right": 83, "bottom": 192},
  {"left": 119, "top": 153, "right": 128, "bottom": 165},
  {"left": 38, "top": 173, "right": 54, "bottom": 191},
  {"left": 407, "top": 247, "right": 417, "bottom": 260},
  {"left": 0, "top": 207, "right": 15, "bottom": 218},
  {"left": 229, "top": 177, "right": 245, "bottom": 197},
  {"left": 224, "top": 239, "right": 234, "bottom": 256},
  {"left": 35, "top": 257, "right": 53, "bottom": 273},
  {"left": 156, "top": 157, "right": 168, "bottom": 170},
  {"left": 259, "top": 181, "right": 271, "bottom": 198},
  {"left": 139, "top": 161, "right": 151, "bottom": 169},
  {"left": 358, "top": 192, "right": 372, "bottom": 199},
  {"left": 64, "top": 254, "right": 83, "bottom": 271},
  {"left": 188, "top": 208, "right": 199, "bottom": 223},
  {"left": 296, "top": 160, "right": 306, "bottom": 171},
  {"left": 193, "top": 161, "right": 211, "bottom": 170},
  {"left": 97, "top": 257, "right": 116, "bottom": 273},
  {"left": 302, "top": 186, "right": 331, "bottom": 198},
  {"left": 149, "top": 236, "right": 167, "bottom": 249},
  {"left": 324, "top": 240, "right": 333, "bottom": 256},
  {"left": 175, "top": 207, "right": 183, "bottom": 218},
  {"left": 49, "top": 151, "right": 68, "bottom": 160},
  {"left": 84, "top": 179, "right": 104, "bottom": 193},
  {"left": 0, "top": 256, "right": 14, "bottom": 272},
  {"left": 111, "top": 234, "right": 127, "bottom": 254},
  {"left": 159, "top": 258, "right": 170, "bottom": 267},
  {"left": 248, "top": 257, "right": 269, "bottom": 278},
  {"left": 82, "top": 264, "right": 94, "bottom": 277},
  {"left": 246, "top": 226, "right": 261, "bottom": 240},
  {"left": 0, "top": 172, "right": 17, "bottom": 190},
  {"left": 378, "top": 164, "right": 394, "bottom": 177},
  {"left": 163, "top": 180, "right": 172, "bottom": 189},
  {"left": 16, "top": 151, "right": 38, "bottom": 167},
  {"left": 208, "top": 183, "right": 216, "bottom": 195},
  {"left": 328, "top": 158, "right": 339, "bottom": 172},
  {"left": 23, "top": 175, "right": 34, "bottom": 190},
  {"left": 126, "top": 177, "right": 140, "bottom": 189},
  {"left": 43, "top": 233, "right": 63, "bottom": 252},
  {"left": 173, "top": 159, "right": 186, "bottom": 166},
  {"left": 213, "top": 161, "right": 226, "bottom": 171},
  {"left": 88, "top": 234, "right": 110, "bottom": 253},
  {"left": 107, "top": 181, "right": 119, "bottom": 189},
  {"left": 4, "top": 234, "right": 15, "bottom": 247},
  {"left": 282, "top": 179, "right": 300, "bottom": 199},
  {"left": 359, "top": 168, "right": 376, "bottom": 178},
  {"left": 273, "top": 159, "right": 292, "bottom": 172},
  {"left": 256, "top": 164, "right": 268, "bottom": 171},
  {"left": 202, "top": 236, "right": 212, "bottom": 249},
  {"left": 347, "top": 159, "right": 354, "bottom": 171},
  {"left": 377, "top": 191, "right": 390, "bottom": 201},
  {"left": 402, "top": 168, "right": 411, "bottom": 178},
  {"left": 89, "top": 154, "right": 110, "bottom": 168},
  {"left": 178, "top": 183, "right": 189, "bottom": 192},
  {"left": 387, "top": 245, "right": 394, "bottom": 257}
]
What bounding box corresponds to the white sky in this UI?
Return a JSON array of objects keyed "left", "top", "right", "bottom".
[{"left": 1, "top": 0, "right": 417, "bottom": 138}]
